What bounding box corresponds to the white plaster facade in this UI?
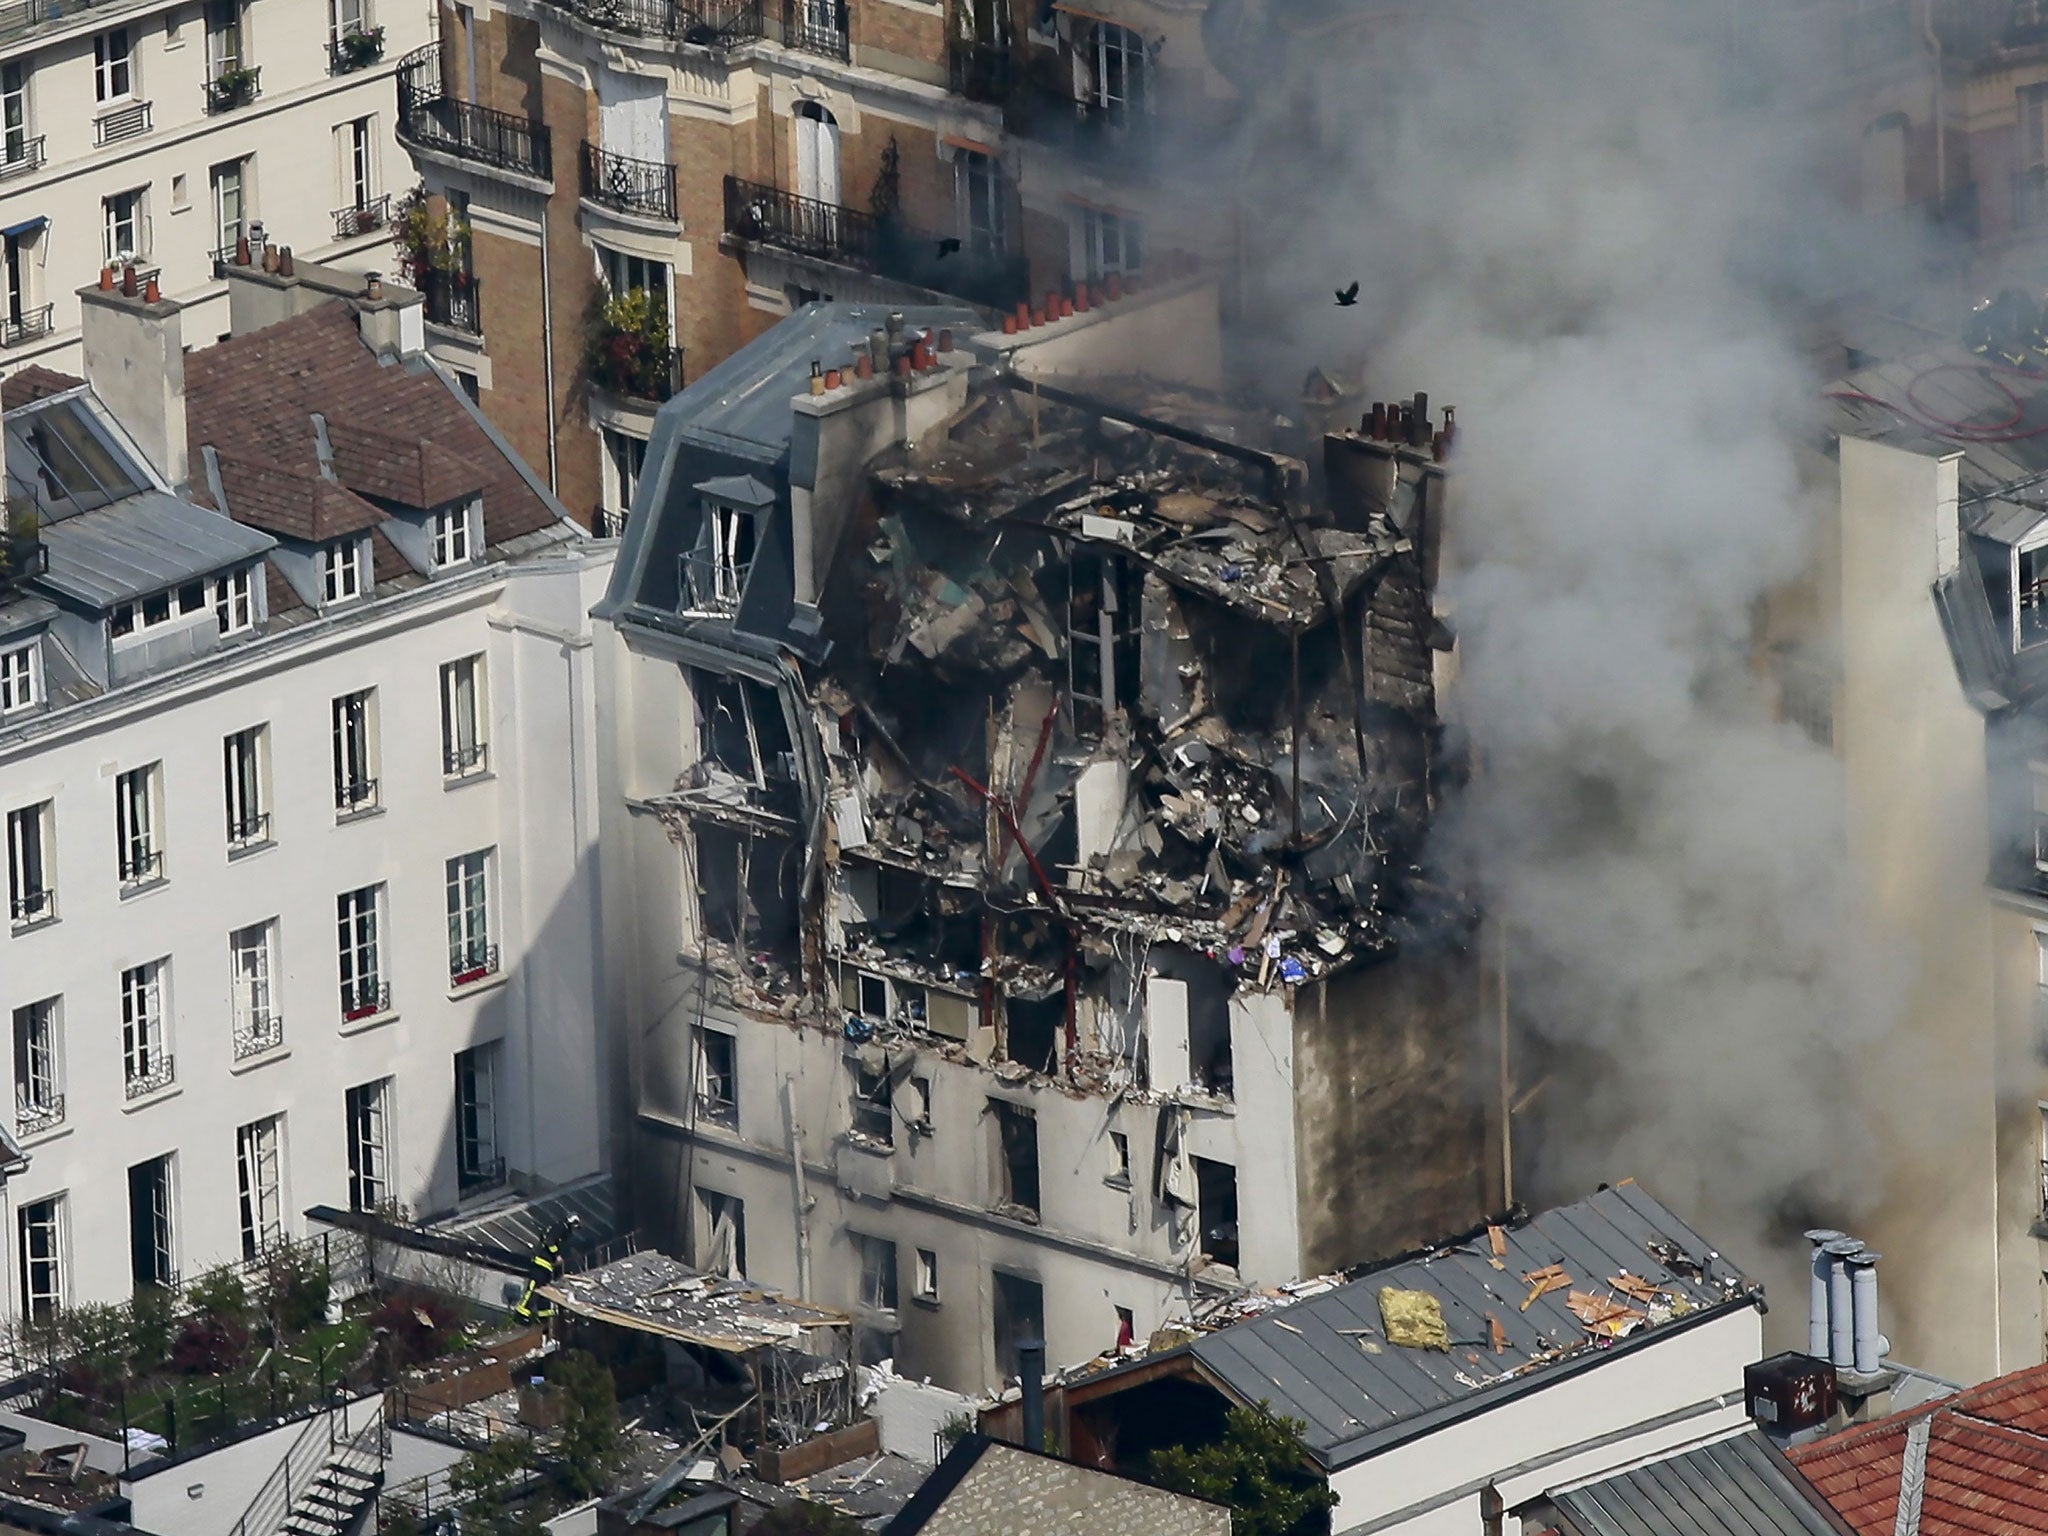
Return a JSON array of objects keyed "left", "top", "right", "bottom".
[
  {"left": 0, "top": 0, "right": 431, "bottom": 375},
  {"left": 0, "top": 545, "right": 615, "bottom": 1314}
]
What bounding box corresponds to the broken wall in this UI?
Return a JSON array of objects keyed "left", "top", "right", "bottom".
[{"left": 1290, "top": 944, "right": 1489, "bottom": 1273}]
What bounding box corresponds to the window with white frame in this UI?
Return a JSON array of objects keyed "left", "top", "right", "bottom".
[
  {"left": 3, "top": 62, "right": 29, "bottom": 168},
  {"left": 687, "top": 502, "right": 754, "bottom": 611},
  {"left": 695, "top": 1025, "right": 736, "bottom": 1125},
  {"left": 956, "top": 150, "right": 1007, "bottom": 259},
  {"left": 331, "top": 689, "right": 377, "bottom": 812},
  {"left": 215, "top": 567, "right": 254, "bottom": 634},
  {"left": 440, "top": 655, "right": 486, "bottom": 776},
  {"left": 230, "top": 920, "right": 280, "bottom": 1057},
  {"left": 1083, "top": 21, "right": 1148, "bottom": 117},
  {"left": 331, "top": 0, "right": 368, "bottom": 42},
  {"left": 210, "top": 158, "right": 247, "bottom": 259},
  {"left": 322, "top": 539, "right": 362, "bottom": 603},
  {"left": 128, "top": 1152, "right": 175, "bottom": 1288},
  {"left": 94, "top": 27, "right": 132, "bottom": 101},
  {"left": 237, "top": 1114, "right": 284, "bottom": 1257},
  {"left": 0, "top": 642, "right": 33, "bottom": 714},
  {"left": 914, "top": 1246, "right": 938, "bottom": 1301},
  {"left": 337, "top": 884, "right": 385, "bottom": 1018},
  {"left": 120, "top": 958, "right": 171, "bottom": 1095},
  {"left": 345, "top": 1077, "right": 390, "bottom": 1211},
  {"left": 110, "top": 582, "right": 211, "bottom": 639},
  {"left": 1079, "top": 207, "right": 1143, "bottom": 281},
  {"left": 203, "top": 0, "right": 242, "bottom": 77},
  {"left": 455, "top": 1042, "right": 501, "bottom": 1191},
  {"left": 599, "top": 246, "right": 669, "bottom": 303},
  {"left": 341, "top": 116, "right": 373, "bottom": 208},
  {"left": 431, "top": 503, "right": 472, "bottom": 568},
  {"left": 17, "top": 1195, "right": 62, "bottom": 1319},
  {"left": 223, "top": 725, "right": 268, "bottom": 847},
  {"left": 6, "top": 801, "right": 51, "bottom": 926},
  {"left": 12, "top": 997, "right": 60, "bottom": 1132},
  {"left": 103, "top": 188, "right": 144, "bottom": 264},
  {"left": 115, "top": 762, "right": 162, "bottom": 884},
  {"left": 446, "top": 849, "right": 494, "bottom": 982}
]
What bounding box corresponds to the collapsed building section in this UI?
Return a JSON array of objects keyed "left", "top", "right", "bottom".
[{"left": 597, "top": 286, "right": 1492, "bottom": 1393}]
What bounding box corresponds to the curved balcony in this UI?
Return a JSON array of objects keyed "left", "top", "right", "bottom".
[{"left": 395, "top": 44, "right": 552, "bottom": 183}]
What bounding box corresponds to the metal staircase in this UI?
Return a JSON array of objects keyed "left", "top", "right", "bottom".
[{"left": 230, "top": 1399, "right": 388, "bottom": 1536}]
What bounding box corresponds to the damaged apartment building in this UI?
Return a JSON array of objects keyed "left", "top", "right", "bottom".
[{"left": 594, "top": 278, "right": 1490, "bottom": 1394}]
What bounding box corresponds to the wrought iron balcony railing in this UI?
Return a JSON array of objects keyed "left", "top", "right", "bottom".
[
  {"left": 228, "top": 811, "right": 271, "bottom": 848},
  {"left": 329, "top": 25, "right": 385, "bottom": 72},
  {"left": 445, "top": 740, "right": 489, "bottom": 776},
  {"left": 397, "top": 46, "right": 552, "bottom": 181},
  {"left": 342, "top": 979, "right": 391, "bottom": 1021},
  {"left": 335, "top": 775, "right": 379, "bottom": 813},
  {"left": 450, "top": 942, "right": 500, "bottom": 986},
  {"left": 420, "top": 270, "right": 482, "bottom": 334},
  {"left": 124, "top": 1053, "right": 175, "bottom": 1100},
  {"left": 95, "top": 101, "right": 151, "bottom": 145},
  {"left": 203, "top": 65, "right": 262, "bottom": 114},
  {"left": 723, "top": 175, "right": 1030, "bottom": 311},
  {"left": 8, "top": 888, "right": 52, "bottom": 926},
  {"left": 533, "top": 0, "right": 762, "bottom": 46},
  {"left": 233, "top": 1012, "right": 284, "bottom": 1059},
  {"left": 0, "top": 135, "right": 43, "bottom": 179},
  {"left": 15, "top": 1092, "right": 61, "bottom": 1135},
  {"left": 119, "top": 846, "right": 164, "bottom": 885},
  {"left": 0, "top": 304, "right": 50, "bottom": 348},
  {"left": 334, "top": 193, "right": 392, "bottom": 240},
  {"left": 580, "top": 141, "right": 677, "bottom": 221},
  {"left": 777, "top": 0, "right": 847, "bottom": 58}
]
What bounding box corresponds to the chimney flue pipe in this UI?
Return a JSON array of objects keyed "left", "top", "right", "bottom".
[
  {"left": 1847, "top": 1250, "right": 1883, "bottom": 1375},
  {"left": 1823, "top": 1238, "right": 1863, "bottom": 1370},
  {"left": 1018, "top": 1339, "right": 1045, "bottom": 1451},
  {"left": 1804, "top": 1229, "right": 1843, "bottom": 1359}
]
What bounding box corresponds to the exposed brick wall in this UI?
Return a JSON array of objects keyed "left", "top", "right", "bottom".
[
  {"left": 468, "top": 222, "right": 553, "bottom": 489},
  {"left": 544, "top": 68, "right": 604, "bottom": 524},
  {"left": 852, "top": 0, "right": 946, "bottom": 69}
]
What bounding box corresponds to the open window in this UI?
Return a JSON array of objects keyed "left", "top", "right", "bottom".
[
  {"left": 992, "top": 1270, "right": 1043, "bottom": 1382},
  {"left": 850, "top": 1062, "right": 893, "bottom": 1145},
  {"left": 699, "top": 1189, "right": 746, "bottom": 1278},
  {"left": 1004, "top": 993, "right": 1062, "bottom": 1075},
  {"left": 682, "top": 476, "right": 773, "bottom": 616},
  {"left": 693, "top": 825, "right": 801, "bottom": 974},
  {"left": 2021, "top": 533, "right": 2048, "bottom": 651},
  {"left": 690, "top": 670, "right": 797, "bottom": 801},
  {"left": 1193, "top": 1156, "right": 1239, "bottom": 1271},
  {"left": 990, "top": 1099, "right": 1039, "bottom": 1216}
]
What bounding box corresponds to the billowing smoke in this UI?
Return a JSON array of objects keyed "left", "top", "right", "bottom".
[{"left": 1212, "top": 1, "right": 1928, "bottom": 1320}]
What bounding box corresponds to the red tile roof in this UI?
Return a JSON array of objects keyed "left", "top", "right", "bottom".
[
  {"left": 184, "top": 299, "right": 558, "bottom": 550},
  {"left": 2, "top": 365, "right": 84, "bottom": 411},
  {"left": 1790, "top": 1363, "right": 2048, "bottom": 1535}
]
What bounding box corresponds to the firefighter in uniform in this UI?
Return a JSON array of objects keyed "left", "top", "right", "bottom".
[{"left": 511, "top": 1214, "right": 580, "bottom": 1324}]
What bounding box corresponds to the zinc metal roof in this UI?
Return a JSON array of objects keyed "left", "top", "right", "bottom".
[
  {"left": 661, "top": 300, "right": 979, "bottom": 463},
  {"left": 1184, "top": 1183, "right": 1759, "bottom": 1470},
  {"left": 36, "top": 493, "right": 276, "bottom": 607},
  {"left": 439, "top": 1174, "right": 625, "bottom": 1256},
  {"left": 1547, "top": 1430, "right": 1853, "bottom": 1536}
]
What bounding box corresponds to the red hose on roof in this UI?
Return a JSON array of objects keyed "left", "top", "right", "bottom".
[{"left": 1827, "top": 360, "right": 2048, "bottom": 444}]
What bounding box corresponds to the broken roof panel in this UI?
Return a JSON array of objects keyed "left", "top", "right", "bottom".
[
  {"left": 545, "top": 1250, "right": 850, "bottom": 1353},
  {"left": 1179, "top": 1184, "right": 1758, "bottom": 1470}
]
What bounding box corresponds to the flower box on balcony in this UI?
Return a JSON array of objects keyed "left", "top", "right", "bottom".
[
  {"left": 585, "top": 287, "right": 679, "bottom": 401},
  {"left": 205, "top": 65, "right": 261, "bottom": 113},
  {"left": 336, "top": 24, "right": 386, "bottom": 70}
]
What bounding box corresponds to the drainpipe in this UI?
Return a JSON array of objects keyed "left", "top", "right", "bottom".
[
  {"left": 1924, "top": 0, "right": 1946, "bottom": 212},
  {"left": 539, "top": 200, "right": 559, "bottom": 495},
  {"left": 1018, "top": 1339, "right": 1045, "bottom": 1448}
]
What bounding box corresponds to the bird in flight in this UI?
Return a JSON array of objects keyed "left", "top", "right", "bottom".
[
  {"left": 937, "top": 236, "right": 962, "bottom": 259},
  {"left": 1335, "top": 281, "right": 1359, "bottom": 307}
]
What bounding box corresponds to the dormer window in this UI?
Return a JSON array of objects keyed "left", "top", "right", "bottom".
[
  {"left": 0, "top": 640, "right": 34, "bottom": 715},
  {"left": 432, "top": 503, "right": 473, "bottom": 569},
  {"left": 215, "top": 568, "right": 254, "bottom": 635},
  {"left": 323, "top": 539, "right": 362, "bottom": 603},
  {"left": 685, "top": 502, "right": 755, "bottom": 613}
]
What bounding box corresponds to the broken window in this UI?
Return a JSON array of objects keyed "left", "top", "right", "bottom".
[
  {"left": 851, "top": 1064, "right": 893, "bottom": 1145},
  {"left": 692, "top": 825, "right": 801, "bottom": 968},
  {"left": 691, "top": 671, "right": 796, "bottom": 793},
  {"left": 1145, "top": 958, "right": 1232, "bottom": 1097},
  {"left": 1067, "top": 548, "right": 1142, "bottom": 740},
  {"left": 992, "top": 1269, "right": 1043, "bottom": 1383},
  {"left": 991, "top": 1099, "right": 1039, "bottom": 1215},
  {"left": 685, "top": 502, "right": 757, "bottom": 613},
  {"left": 695, "top": 1026, "right": 737, "bottom": 1127},
  {"left": 1004, "top": 993, "right": 1062, "bottom": 1076},
  {"left": 699, "top": 1189, "right": 746, "bottom": 1278},
  {"left": 914, "top": 1247, "right": 938, "bottom": 1301},
  {"left": 856, "top": 1232, "right": 898, "bottom": 1311},
  {"left": 1193, "top": 1155, "right": 1239, "bottom": 1271},
  {"left": 1107, "top": 1130, "right": 1130, "bottom": 1186},
  {"left": 2021, "top": 539, "right": 2048, "bottom": 650}
]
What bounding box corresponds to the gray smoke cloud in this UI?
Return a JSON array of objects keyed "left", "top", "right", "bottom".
[{"left": 1211, "top": 0, "right": 1933, "bottom": 1327}]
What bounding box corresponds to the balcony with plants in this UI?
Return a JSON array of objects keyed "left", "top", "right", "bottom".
[
  {"left": 203, "top": 63, "right": 262, "bottom": 114},
  {"left": 584, "top": 287, "right": 681, "bottom": 403},
  {"left": 330, "top": 23, "right": 386, "bottom": 72},
  {"left": 394, "top": 186, "right": 481, "bottom": 334}
]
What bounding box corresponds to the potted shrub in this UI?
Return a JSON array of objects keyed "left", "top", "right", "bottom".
[
  {"left": 583, "top": 287, "right": 674, "bottom": 401},
  {"left": 206, "top": 63, "right": 260, "bottom": 110},
  {"left": 339, "top": 23, "right": 385, "bottom": 68},
  {"left": 392, "top": 185, "right": 469, "bottom": 286}
]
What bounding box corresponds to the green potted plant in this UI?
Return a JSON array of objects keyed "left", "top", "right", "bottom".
[
  {"left": 339, "top": 23, "right": 386, "bottom": 69},
  {"left": 206, "top": 63, "right": 260, "bottom": 110},
  {"left": 584, "top": 287, "right": 674, "bottom": 401}
]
